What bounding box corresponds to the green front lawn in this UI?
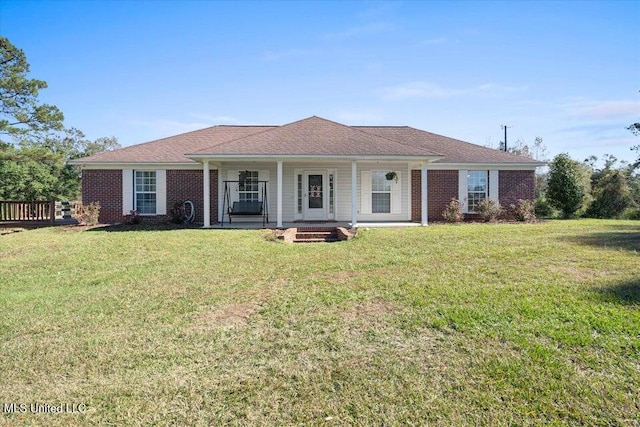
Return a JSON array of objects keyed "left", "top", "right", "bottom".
[{"left": 1, "top": 220, "right": 638, "bottom": 425}]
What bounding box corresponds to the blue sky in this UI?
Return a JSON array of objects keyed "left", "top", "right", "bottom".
[{"left": 1, "top": 0, "right": 639, "bottom": 164}]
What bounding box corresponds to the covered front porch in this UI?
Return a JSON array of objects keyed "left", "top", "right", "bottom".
[
  {"left": 206, "top": 220, "right": 422, "bottom": 229},
  {"left": 192, "top": 157, "right": 434, "bottom": 229}
]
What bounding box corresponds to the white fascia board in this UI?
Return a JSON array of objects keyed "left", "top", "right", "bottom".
[
  {"left": 186, "top": 154, "right": 445, "bottom": 162},
  {"left": 68, "top": 162, "right": 212, "bottom": 170},
  {"left": 415, "top": 162, "right": 544, "bottom": 170}
]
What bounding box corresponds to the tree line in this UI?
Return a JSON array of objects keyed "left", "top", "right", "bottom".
[
  {"left": 0, "top": 37, "right": 119, "bottom": 201},
  {"left": 541, "top": 152, "right": 639, "bottom": 219},
  {"left": 500, "top": 137, "right": 639, "bottom": 219}
]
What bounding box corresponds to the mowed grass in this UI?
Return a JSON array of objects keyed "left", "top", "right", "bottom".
[{"left": 0, "top": 220, "right": 638, "bottom": 426}]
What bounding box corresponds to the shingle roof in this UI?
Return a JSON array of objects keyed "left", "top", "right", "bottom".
[
  {"left": 71, "top": 116, "right": 542, "bottom": 165},
  {"left": 189, "top": 116, "right": 441, "bottom": 157},
  {"left": 356, "top": 126, "right": 540, "bottom": 164},
  {"left": 72, "top": 125, "right": 275, "bottom": 163}
]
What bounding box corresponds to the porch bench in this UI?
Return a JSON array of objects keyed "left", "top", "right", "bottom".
[{"left": 228, "top": 201, "right": 264, "bottom": 223}]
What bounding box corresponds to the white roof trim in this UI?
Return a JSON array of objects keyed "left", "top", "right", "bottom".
[
  {"left": 423, "top": 162, "right": 545, "bottom": 170},
  {"left": 69, "top": 158, "right": 542, "bottom": 170},
  {"left": 186, "top": 154, "right": 445, "bottom": 161},
  {"left": 68, "top": 162, "right": 202, "bottom": 170}
]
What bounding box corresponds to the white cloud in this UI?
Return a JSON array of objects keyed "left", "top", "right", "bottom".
[
  {"left": 475, "top": 83, "right": 528, "bottom": 94},
  {"left": 562, "top": 135, "right": 637, "bottom": 149},
  {"left": 566, "top": 100, "right": 639, "bottom": 120},
  {"left": 553, "top": 119, "right": 637, "bottom": 153}
]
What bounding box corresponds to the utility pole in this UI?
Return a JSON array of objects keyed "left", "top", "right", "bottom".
[{"left": 501, "top": 125, "right": 511, "bottom": 152}]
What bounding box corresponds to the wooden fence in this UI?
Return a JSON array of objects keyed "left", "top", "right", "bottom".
[{"left": 0, "top": 201, "right": 80, "bottom": 223}]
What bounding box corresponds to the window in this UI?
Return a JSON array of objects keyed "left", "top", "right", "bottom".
[
  {"left": 371, "top": 171, "right": 391, "bottom": 213},
  {"left": 329, "top": 173, "right": 334, "bottom": 214},
  {"left": 135, "top": 170, "right": 156, "bottom": 214},
  {"left": 239, "top": 171, "right": 259, "bottom": 202},
  {"left": 307, "top": 174, "right": 323, "bottom": 209},
  {"left": 467, "top": 171, "right": 488, "bottom": 213},
  {"left": 297, "top": 174, "right": 303, "bottom": 214}
]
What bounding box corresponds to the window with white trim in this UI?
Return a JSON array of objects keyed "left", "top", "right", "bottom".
[
  {"left": 239, "top": 171, "right": 259, "bottom": 202},
  {"left": 467, "top": 171, "right": 488, "bottom": 213},
  {"left": 371, "top": 171, "right": 391, "bottom": 213},
  {"left": 135, "top": 170, "right": 156, "bottom": 214}
]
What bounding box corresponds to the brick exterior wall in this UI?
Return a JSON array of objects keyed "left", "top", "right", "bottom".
[
  {"left": 81, "top": 170, "right": 122, "bottom": 224},
  {"left": 411, "top": 169, "right": 535, "bottom": 222},
  {"left": 499, "top": 170, "right": 535, "bottom": 209},
  {"left": 411, "top": 170, "right": 458, "bottom": 222},
  {"left": 82, "top": 169, "right": 218, "bottom": 224},
  {"left": 411, "top": 170, "right": 420, "bottom": 222},
  {"left": 166, "top": 170, "right": 219, "bottom": 224},
  {"left": 167, "top": 170, "right": 202, "bottom": 223}
]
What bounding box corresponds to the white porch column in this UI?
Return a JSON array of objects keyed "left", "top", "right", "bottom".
[
  {"left": 351, "top": 160, "right": 358, "bottom": 227},
  {"left": 203, "top": 160, "right": 211, "bottom": 228},
  {"left": 421, "top": 162, "right": 428, "bottom": 226},
  {"left": 277, "top": 160, "right": 283, "bottom": 228}
]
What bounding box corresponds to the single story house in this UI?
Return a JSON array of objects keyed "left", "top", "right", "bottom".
[{"left": 70, "top": 116, "right": 543, "bottom": 227}]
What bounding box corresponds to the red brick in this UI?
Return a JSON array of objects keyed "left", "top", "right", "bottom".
[
  {"left": 166, "top": 170, "right": 218, "bottom": 224},
  {"left": 411, "top": 170, "right": 458, "bottom": 222},
  {"left": 82, "top": 169, "right": 218, "bottom": 224},
  {"left": 81, "top": 170, "right": 122, "bottom": 223},
  {"left": 499, "top": 170, "right": 535, "bottom": 212},
  {"left": 411, "top": 169, "right": 535, "bottom": 222}
]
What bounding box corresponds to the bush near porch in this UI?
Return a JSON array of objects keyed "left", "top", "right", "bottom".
[{"left": 0, "top": 220, "right": 638, "bottom": 425}]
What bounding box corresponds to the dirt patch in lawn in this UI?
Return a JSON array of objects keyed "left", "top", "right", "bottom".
[
  {"left": 191, "top": 303, "right": 258, "bottom": 330},
  {"left": 549, "top": 265, "right": 622, "bottom": 281},
  {"left": 342, "top": 299, "right": 397, "bottom": 322}
]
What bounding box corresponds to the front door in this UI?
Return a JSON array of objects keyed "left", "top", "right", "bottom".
[{"left": 304, "top": 172, "right": 326, "bottom": 220}]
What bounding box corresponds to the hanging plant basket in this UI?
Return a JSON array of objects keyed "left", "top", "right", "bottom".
[{"left": 385, "top": 171, "right": 398, "bottom": 182}]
